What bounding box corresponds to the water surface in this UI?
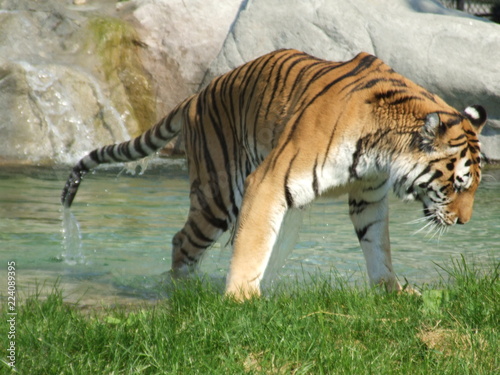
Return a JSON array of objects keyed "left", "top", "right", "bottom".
[{"left": 1, "top": 162, "right": 498, "bottom": 305}]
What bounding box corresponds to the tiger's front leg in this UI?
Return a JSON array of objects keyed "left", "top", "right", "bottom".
[
  {"left": 348, "top": 183, "right": 402, "bottom": 292},
  {"left": 225, "top": 170, "right": 288, "bottom": 301}
]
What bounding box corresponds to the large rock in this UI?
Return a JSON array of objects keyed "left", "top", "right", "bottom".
[
  {"left": 0, "top": 0, "right": 156, "bottom": 165},
  {"left": 0, "top": 0, "right": 241, "bottom": 165},
  {"left": 120, "top": 0, "right": 241, "bottom": 154},
  {"left": 0, "top": 0, "right": 499, "bottom": 164},
  {"left": 0, "top": 59, "right": 130, "bottom": 165},
  {"left": 123, "top": 0, "right": 241, "bottom": 115},
  {"left": 205, "top": 0, "right": 500, "bottom": 161}
]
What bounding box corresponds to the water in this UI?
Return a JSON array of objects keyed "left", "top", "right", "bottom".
[{"left": 1, "top": 162, "right": 499, "bottom": 305}]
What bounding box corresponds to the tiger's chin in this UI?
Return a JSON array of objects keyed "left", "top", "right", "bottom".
[{"left": 423, "top": 205, "right": 457, "bottom": 227}]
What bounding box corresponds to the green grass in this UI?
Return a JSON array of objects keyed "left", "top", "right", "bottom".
[{"left": 2, "top": 259, "right": 498, "bottom": 374}]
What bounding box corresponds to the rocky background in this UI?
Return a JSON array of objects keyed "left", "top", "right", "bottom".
[{"left": 0, "top": 0, "right": 498, "bottom": 165}]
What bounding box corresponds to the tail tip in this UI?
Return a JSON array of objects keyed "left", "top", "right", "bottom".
[{"left": 61, "top": 169, "right": 86, "bottom": 208}]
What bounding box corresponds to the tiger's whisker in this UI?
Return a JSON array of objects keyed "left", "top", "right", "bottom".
[
  {"left": 412, "top": 218, "right": 436, "bottom": 235},
  {"left": 406, "top": 216, "right": 429, "bottom": 225}
]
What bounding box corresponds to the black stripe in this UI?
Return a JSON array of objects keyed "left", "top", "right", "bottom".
[
  {"left": 410, "top": 165, "right": 431, "bottom": 186},
  {"left": 387, "top": 96, "right": 423, "bottom": 106},
  {"left": 449, "top": 134, "right": 466, "bottom": 142},
  {"left": 155, "top": 110, "right": 178, "bottom": 140},
  {"left": 349, "top": 196, "right": 386, "bottom": 216},
  {"left": 312, "top": 156, "right": 319, "bottom": 197},
  {"left": 440, "top": 184, "right": 450, "bottom": 193},
  {"left": 427, "top": 170, "right": 444, "bottom": 185},
  {"left": 464, "top": 129, "right": 477, "bottom": 137},
  {"left": 263, "top": 52, "right": 309, "bottom": 121},
  {"left": 351, "top": 77, "right": 384, "bottom": 92},
  {"left": 111, "top": 144, "right": 123, "bottom": 161},
  {"left": 349, "top": 199, "right": 369, "bottom": 215},
  {"left": 154, "top": 119, "right": 169, "bottom": 141},
  {"left": 89, "top": 149, "right": 100, "bottom": 164},
  {"left": 118, "top": 142, "right": 132, "bottom": 160},
  {"left": 191, "top": 179, "right": 223, "bottom": 220},
  {"left": 436, "top": 111, "right": 463, "bottom": 127},
  {"left": 180, "top": 248, "right": 197, "bottom": 263},
  {"left": 449, "top": 141, "right": 467, "bottom": 148},
  {"left": 445, "top": 117, "right": 462, "bottom": 128},
  {"left": 144, "top": 131, "right": 157, "bottom": 151},
  {"left": 271, "top": 54, "right": 378, "bottom": 170},
  {"left": 309, "top": 54, "right": 378, "bottom": 107},
  {"left": 195, "top": 94, "right": 230, "bottom": 219},
  {"left": 374, "top": 89, "right": 406, "bottom": 101},
  {"left": 188, "top": 219, "right": 213, "bottom": 244},
  {"left": 250, "top": 54, "right": 292, "bottom": 159},
  {"left": 350, "top": 77, "right": 408, "bottom": 95},
  {"left": 307, "top": 63, "right": 343, "bottom": 85},
  {"left": 419, "top": 90, "right": 438, "bottom": 103},
  {"left": 322, "top": 117, "right": 341, "bottom": 169},
  {"left": 133, "top": 137, "right": 148, "bottom": 157},
  {"left": 208, "top": 75, "right": 243, "bottom": 222},
  {"left": 355, "top": 222, "right": 373, "bottom": 242},
  {"left": 427, "top": 191, "right": 446, "bottom": 204},
  {"left": 356, "top": 226, "right": 368, "bottom": 241},
  {"left": 369, "top": 129, "right": 391, "bottom": 149},
  {"left": 215, "top": 73, "right": 246, "bottom": 219},
  {"left": 284, "top": 152, "right": 299, "bottom": 208},
  {"left": 104, "top": 145, "right": 115, "bottom": 162},
  {"left": 365, "top": 179, "right": 388, "bottom": 191},
  {"left": 237, "top": 58, "right": 266, "bottom": 167},
  {"left": 349, "top": 138, "right": 364, "bottom": 180},
  {"left": 355, "top": 220, "right": 381, "bottom": 242},
  {"left": 286, "top": 60, "right": 325, "bottom": 97},
  {"left": 201, "top": 210, "right": 229, "bottom": 232},
  {"left": 206, "top": 84, "right": 239, "bottom": 218},
  {"left": 181, "top": 229, "right": 208, "bottom": 249},
  {"left": 99, "top": 146, "right": 108, "bottom": 162},
  {"left": 219, "top": 68, "right": 239, "bottom": 131}
]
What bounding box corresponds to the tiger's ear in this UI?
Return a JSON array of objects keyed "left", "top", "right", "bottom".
[
  {"left": 419, "top": 112, "right": 442, "bottom": 153},
  {"left": 463, "top": 105, "right": 487, "bottom": 133}
]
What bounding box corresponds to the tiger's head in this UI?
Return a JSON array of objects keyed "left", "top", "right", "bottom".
[{"left": 395, "top": 105, "right": 487, "bottom": 227}]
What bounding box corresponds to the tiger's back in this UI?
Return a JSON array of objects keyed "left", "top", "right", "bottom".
[{"left": 62, "top": 49, "right": 486, "bottom": 301}]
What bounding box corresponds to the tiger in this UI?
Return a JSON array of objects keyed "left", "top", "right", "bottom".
[{"left": 62, "top": 49, "right": 486, "bottom": 301}]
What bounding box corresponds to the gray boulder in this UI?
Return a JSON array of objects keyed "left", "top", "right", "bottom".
[
  {"left": 125, "top": 0, "right": 241, "bottom": 114},
  {"left": 0, "top": 1, "right": 156, "bottom": 165},
  {"left": 0, "top": 0, "right": 498, "bottom": 164},
  {"left": 0, "top": 0, "right": 241, "bottom": 165},
  {"left": 205, "top": 0, "right": 500, "bottom": 161}
]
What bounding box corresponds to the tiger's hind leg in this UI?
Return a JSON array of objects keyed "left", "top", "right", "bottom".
[
  {"left": 348, "top": 182, "right": 402, "bottom": 292},
  {"left": 170, "top": 214, "right": 225, "bottom": 278},
  {"left": 170, "top": 177, "right": 239, "bottom": 277}
]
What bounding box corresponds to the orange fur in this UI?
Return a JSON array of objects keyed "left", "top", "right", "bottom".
[{"left": 62, "top": 49, "right": 487, "bottom": 300}]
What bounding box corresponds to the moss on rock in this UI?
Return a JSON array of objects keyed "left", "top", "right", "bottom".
[{"left": 87, "top": 16, "right": 156, "bottom": 136}]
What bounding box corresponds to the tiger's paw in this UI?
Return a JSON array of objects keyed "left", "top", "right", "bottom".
[
  {"left": 225, "top": 280, "right": 261, "bottom": 302},
  {"left": 400, "top": 283, "right": 422, "bottom": 296}
]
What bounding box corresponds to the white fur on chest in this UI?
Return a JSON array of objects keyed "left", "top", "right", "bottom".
[{"left": 285, "top": 141, "right": 389, "bottom": 206}]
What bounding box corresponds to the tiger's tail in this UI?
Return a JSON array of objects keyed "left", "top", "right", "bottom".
[{"left": 61, "top": 99, "right": 189, "bottom": 208}]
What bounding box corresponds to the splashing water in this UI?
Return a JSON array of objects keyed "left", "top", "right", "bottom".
[
  {"left": 61, "top": 208, "right": 85, "bottom": 266},
  {"left": 0, "top": 167, "right": 498, "bottom": 305}
]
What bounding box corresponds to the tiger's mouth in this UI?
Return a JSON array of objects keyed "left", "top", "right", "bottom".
[{"left": 423, "top": 204, "right": 456, "bottom": 227}]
